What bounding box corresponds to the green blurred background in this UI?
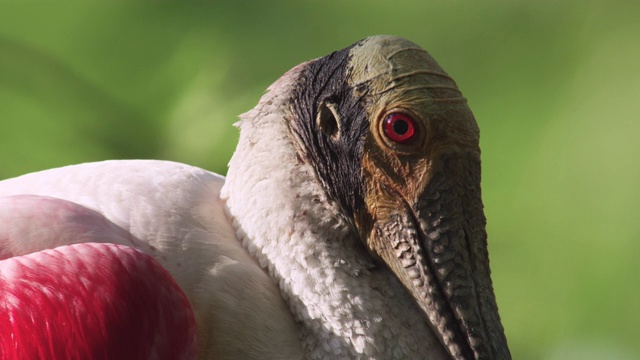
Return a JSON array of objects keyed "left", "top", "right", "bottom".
[{"left": 1, "top": 1, "right": 638, "bottom": 358}]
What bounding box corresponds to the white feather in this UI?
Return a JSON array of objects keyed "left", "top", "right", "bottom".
[{"left": 0, "top": 160, "right": 303, "bottom": 359}]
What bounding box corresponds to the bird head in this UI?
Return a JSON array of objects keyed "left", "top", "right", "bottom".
[
  {"left": 226, "top": 35, "right": 510, "bottom": 359},
  {"left": 286, "top": 36, "right": 510, "bottom": 359}
]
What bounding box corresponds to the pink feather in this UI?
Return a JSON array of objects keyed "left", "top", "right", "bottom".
[{"left": 0, "top": 242, "right": 197, "bottom": 359}]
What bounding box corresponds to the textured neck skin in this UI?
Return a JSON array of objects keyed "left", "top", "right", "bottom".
[{"left": 221, "top": 64, "right": 449, "bottom": 359}]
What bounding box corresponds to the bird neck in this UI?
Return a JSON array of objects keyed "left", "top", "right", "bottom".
[{"left": 221, "top": 67, "right": 447, "bottom": 359}]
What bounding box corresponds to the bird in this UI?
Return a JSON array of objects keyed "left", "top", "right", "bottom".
[{"left": 0, "top": 35, "right": 510, "bottom": 359}]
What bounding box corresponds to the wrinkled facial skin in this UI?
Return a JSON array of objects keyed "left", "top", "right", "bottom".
[
  {"left": 355, "top": 38, "right": 510, "bottom": 360},
  {"left": 290, "top": 36, "right": 510, "bottom": 360}
]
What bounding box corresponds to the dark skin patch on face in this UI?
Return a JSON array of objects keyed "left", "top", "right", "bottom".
[{"left": 288, "top": 41, "right": 371, "bottom": 224}]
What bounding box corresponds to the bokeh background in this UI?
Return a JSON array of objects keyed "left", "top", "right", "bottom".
[{"left": 1, "top": 2, "right": 638, "bottom": 359}]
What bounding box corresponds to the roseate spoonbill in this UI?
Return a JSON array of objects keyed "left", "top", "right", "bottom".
[{"left": 0, "top": 36, "right": 510, "bottom": 359}]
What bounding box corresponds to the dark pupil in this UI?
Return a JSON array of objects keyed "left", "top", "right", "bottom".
[{"left": 392, "top": 120, "right": 409, "bottom": 135}]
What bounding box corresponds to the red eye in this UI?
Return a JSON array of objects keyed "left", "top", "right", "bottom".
[{"left": 383, "top": 112, "right": 417, "bottom": 143}]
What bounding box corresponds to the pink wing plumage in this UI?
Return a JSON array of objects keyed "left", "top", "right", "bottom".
[{"left": 0, "top": 196, "right": 198, "bottom": 359}]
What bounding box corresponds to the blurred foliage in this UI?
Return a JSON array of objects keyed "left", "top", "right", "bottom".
[{"left": 1, "top": 1, "right": 638, "bottom": 359}]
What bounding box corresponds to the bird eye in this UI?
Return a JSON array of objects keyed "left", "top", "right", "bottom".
[{"left": 383, "top": 112, "right": 417, "bottom": 143}]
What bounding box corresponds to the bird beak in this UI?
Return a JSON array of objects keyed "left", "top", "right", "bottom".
[{"left": 361, "top": 148, "right": 510, "bottom": 359}]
